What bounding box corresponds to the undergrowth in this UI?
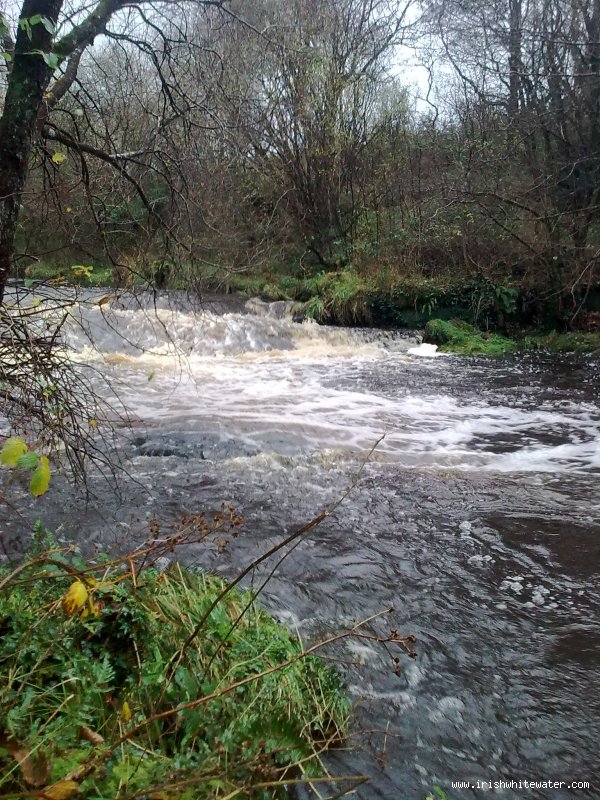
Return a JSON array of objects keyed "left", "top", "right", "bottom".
[
  {"left": 23, "top": 262, "right": 113, "bottom": 287},
  {"left": 0, "top": 537, "right": 351, "bottom": 799},
  {"left": 520, "top": 331, "right": 600, "bottom": 353},
  {"left": 425, "top": 318, "right": 600, "bottom": 355},
  {"left": 424, "top": 319, "right": 516, "bottom": 356}
]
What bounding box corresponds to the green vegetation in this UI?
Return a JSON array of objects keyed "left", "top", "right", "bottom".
[
  {"left": 520, "top": 331, "right": 600, "bottom": 354},
  {"left": 424, "top": 319, "right": 517, "bottom": 356},
  {"left": 423, "top": 319, "right": 600, "bottom": 356},
  {"left": 23, "top": 262, "right": 113, "bottom": 287},
  {"left": 1, "top": 435, "right": 52, "bottom": 496},
  {"left": 217, "top": 268, "right": 521, "bottom": 329},
  {"left": 0, "top": 542, "right": 350, "bottom": 799}
]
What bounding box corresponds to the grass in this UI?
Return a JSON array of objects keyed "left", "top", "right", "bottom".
[
  {"left": 303, "top": 270, "right": 375, "bottom": 324},
  {"left": 521, "top": 331, "right": 600, "bottom": 353},
  {"left": 0, "top": 542, "right": 351, "bottom": 799},
  {"left": 424, "top": 319, "right": 600, "bottom": 355},
  {"left": 424, "top": 319, "right": 516, "bottom": 356},
  {"left": 24, "top": 262, "right": 113, "bottom": 287}
]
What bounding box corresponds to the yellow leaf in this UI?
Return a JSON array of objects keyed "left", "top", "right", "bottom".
[
  {"left": 30, "top": 455, "right": 51, "bottom": 496},
  {"left": 1, "top": 436, "right": 28, "bottom": 467},
  {"left": 81, "top": 597, "right": 101, "bottom": 619},
  {"left": 62, "top": 581, "right": 88, "bottom": 615},
  {"left": 120, "top": 701, "right": 132, "bottom": 723},
  {"left": 65, "top": 206, "right": 72, "bottom": 213},
  {"left": 43, "top": 779, "right": 80, "bottom": 798},
  {"left": 51, "top": 152, "right": 67, "bottom": 165},
  {"left": 88, "top": 418, "right": 97, "bottom": 428},
  {"left": 70, "top": 265, "right": 93, "bottom": 278}
]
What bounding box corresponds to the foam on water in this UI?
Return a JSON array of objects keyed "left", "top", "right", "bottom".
[{"left": 57, "top": 296, "right": 600, "bottom": 475}]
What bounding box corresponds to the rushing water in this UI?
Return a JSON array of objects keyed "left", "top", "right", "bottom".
[{"left": 4, "top": 293, "right": 600, "bottom": 798}]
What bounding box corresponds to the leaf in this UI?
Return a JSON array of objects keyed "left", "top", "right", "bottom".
[
  {"left": 24, "top": 278, "right": 34, "bottom": 288},
  {"left": 70, "top": 265, "right": 93, "bottom": 278},
  {"left": 0, "top": 735, "right": 49, "bottom": 787},
  {"left": 1, "top": 436, "right": 28, "bottom": 467},
  {"left": 40, "top": 16, "right": 56, "bottom": 34},
  {"left": 16, "top": 451, "right": 39, "bottom": 469},
  {"left": 43, "top": 780, "right": 80, "bottom": 799},
  {"left": 19, "top": 18, "right": 32, "bottom": 39},
  {"left": 62, "top": 580, "right": 88, "bottom": 615},
  {"left": 51, "top": 151, "right": 66, "bottom": 165},
  {"left": 97, "top": 295, "right": 111, "bottom": 306},
  {"left": 80, "top": 597, "right": 101, "bottom": 619},
  {"left": 42, "top": 51, "right": 60, "bottom": 69},
  {"left": 1, "top": 51, "right": 13, "bottom": 62},
  {"left": 120, "top": 701, "right": 132, "bottom": 723},
  {"left": 78, "top": 726, "right": 104, "bottom": 746},
  {"left": 30, "top": 455, "right": 51, "bottom": 496}
]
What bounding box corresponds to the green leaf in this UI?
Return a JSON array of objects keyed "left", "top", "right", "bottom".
[
  {"left": 24, "top": 278, "right": 34, "bottom": 288},
  {"left": 16, "top": 452, "right": 39, "bottom": 469},
  {"left": 1, "top": 51, "right": 12, "bottom": 62},
  {"left": 51, "top": 151, "right": 67, "bottom": 164},
  {"left": 41, "top": 51, "right": 60, "bottom": 69},
  {"left": 40, "top": 16, "right": 55, "bottom": 34},
  {"left": 1, "top": 436, "right": 28, "bottom": 467},
  {"left": 30, "top": 455, "right": 51, "bottom": 497}
]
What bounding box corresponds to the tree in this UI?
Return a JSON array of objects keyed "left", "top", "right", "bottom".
[
  {"left": 424, "top": 0, "right": 600, "bottom": 313},
  {"left": 224, "top": 0, "right": 416, "bottom": 271},
  {"left": 0, "top": 0, "right": 229, "bottom": 303}
]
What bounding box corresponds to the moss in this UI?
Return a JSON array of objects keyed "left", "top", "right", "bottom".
[
  {"left": 424, "top": 318, "right": 517, "bottom": 355},
  {"left": 0, "top": 552, "right": 349, "bottom": 799}
]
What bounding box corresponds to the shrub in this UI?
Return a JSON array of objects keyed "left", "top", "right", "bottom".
[{"left": 0, "top": 544, "right": 350, "bottom": 799}]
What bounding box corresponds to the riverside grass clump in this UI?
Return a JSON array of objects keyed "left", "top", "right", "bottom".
[
  {"left": 425, "top": 319, "right": 600, "bottom": 355},
  {"left": 521, "top": 331, "right": 600, "bottom": 354},
  {"left": 0, "top": 541, "right": 351, "bottom": 799},
  {"left": 424, "top": 319, "right": 517, "bottom": 356}
]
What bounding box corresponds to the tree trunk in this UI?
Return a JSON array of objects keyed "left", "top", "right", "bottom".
[
  {"left": 0, "top": 0, "right": 62, "bottom": 302},
  {"left": 508, "top": 0, "right": 522, "bottom": 119}
]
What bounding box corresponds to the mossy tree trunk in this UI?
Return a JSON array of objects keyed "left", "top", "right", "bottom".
[{"left": 0, "top": 0, "right": 61, "bottom": 302}]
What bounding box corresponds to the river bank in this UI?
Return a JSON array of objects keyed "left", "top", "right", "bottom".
[
  {"left": 0, "top": 539, "right": 352, "bottom": 799},
  {"left": 21, "top": 262, "right": 600, "bottom": 355}
]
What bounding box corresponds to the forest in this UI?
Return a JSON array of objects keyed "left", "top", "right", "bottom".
[{"left": 1, "top": 0, "right": 599, "bottom": 334}]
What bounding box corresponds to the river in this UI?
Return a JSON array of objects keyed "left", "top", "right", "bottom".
[{"left": 4, "top": 293, "right": 600, "bottom": 798}]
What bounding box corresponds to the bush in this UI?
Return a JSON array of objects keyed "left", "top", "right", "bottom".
[{"left": 0, "top": 544, "right": 350, "bottom": 799}]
